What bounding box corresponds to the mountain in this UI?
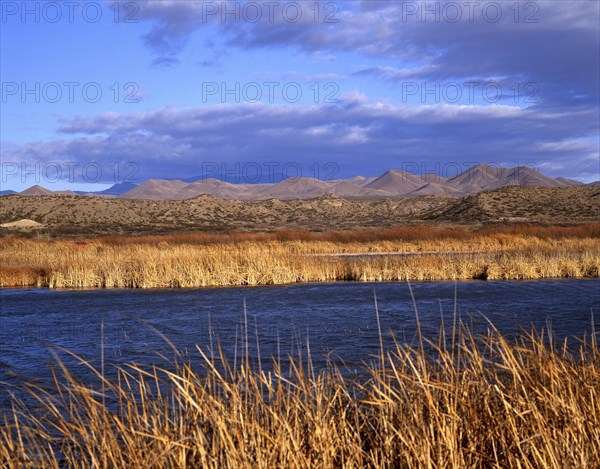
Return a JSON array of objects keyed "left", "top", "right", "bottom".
[
  {"left": 501, "top": 166, "right": 564, "bottom": 187},
  {"left": 97, "top": 182, "right": 138, "bottom": 195},
  {"left": 179, "top": 178, "right": 269, "bottom": 199},
  {"left": 419, "top": 173, "right": 447, "bottom": 184},
  {"left": 19, "top": 185, "right": 78, "bottom": 196},
  {"left": 330, "top": 175, "right": 375, "bottom": 187},
  {"left": 445, "top": 164, "right": 564, "bottom": 193},
  {"left": 54, "top": 190, "right": 79, "bottom": 196},
  {"left": 121, "top": 179, "right": 189, "bottom": 199},
  {"left": 9, "top": 166, "right": 593, "bottom": 201},
  {"left": 445, "top": 164, "right": 506, "bottom": 192},
  {"left": 20, "top": 185, "right": 54, "bottom": 196},
  {"left": 0, "top": 190, "right": 16, "bottom": 196},
  {"left": 555, "top": 177, "right": 583, "bottom": 187},
  {"left": 411, "top": 182, "right": 462, "bottom": 196},
  {"left": 256, "top": 177, "right": 332, "bottom": 199},
  {"left": 121, "top": 178, "right": 274, "bottom": 200},
  {"left": 364, "top": 170, "right": 426, "bottom": 195},
  {"left": 325, "top": 181, "right": 392, "bottom": 198}
]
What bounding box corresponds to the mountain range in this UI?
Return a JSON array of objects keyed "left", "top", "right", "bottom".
[
  {"left": 7, "top": 165, "right": 597, "bottom": 201},
  {"left": 13, "top": 182, "right": 137, "bottom": 198}
]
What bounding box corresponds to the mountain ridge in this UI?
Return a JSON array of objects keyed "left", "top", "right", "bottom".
[{"left": 11, "top": 165, "right": 591, "bottom": 201}]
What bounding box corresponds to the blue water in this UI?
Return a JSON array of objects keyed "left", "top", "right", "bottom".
[{"left": 1, "top": 280, "right": 599, "bottom": 412}]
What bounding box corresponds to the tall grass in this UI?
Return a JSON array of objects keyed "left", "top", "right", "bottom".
[
  {"left": 1, "top": 225, "right": 598, "bottom": 288},
  {"left": 72, "top": 223, "right": 600, "bottom": 245},
  {"left": 2, "top": 322, "right": 599, "bottom": 468}
]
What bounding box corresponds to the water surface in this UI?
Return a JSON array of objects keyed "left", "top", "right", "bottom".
[{"left": 1, "top": 279, "right": 598, "bottom": 411}]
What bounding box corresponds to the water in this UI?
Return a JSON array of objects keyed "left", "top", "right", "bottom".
[{"left": 1, "top": 280, "right": 599, "bottom": 411}]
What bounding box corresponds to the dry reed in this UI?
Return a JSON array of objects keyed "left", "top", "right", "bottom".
[
  {"left": 1, "top": 225, "right": 599, "bottom": 288},
  {"left": 1, "top": 321, "right": 599, "bottom": 468}
]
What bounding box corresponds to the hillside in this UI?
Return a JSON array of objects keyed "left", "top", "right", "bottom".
[
  {"left": 0, "top": 186, "right": 598, "bottom": 237},
  {"left": 428, "top": 186, "right": 600, "bottom": 223}
]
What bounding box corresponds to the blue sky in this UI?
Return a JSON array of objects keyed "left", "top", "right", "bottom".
[{"left": 1, "top": 0, "right": 599, "bottom": 191}]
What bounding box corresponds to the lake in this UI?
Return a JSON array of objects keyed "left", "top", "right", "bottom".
[{"left": 1, "top": 279, "right": 599, "bottom": 412}]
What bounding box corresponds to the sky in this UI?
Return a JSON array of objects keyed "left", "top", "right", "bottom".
[{"left": 1, "top": 0, "right": 599, "bottom": 191}]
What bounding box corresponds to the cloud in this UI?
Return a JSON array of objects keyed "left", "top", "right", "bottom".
[
  {"left": 133, "top": 1, "right": 599, "bottom": 110},
  {"left": 4, "top": 98, "right": 598, "bottom": 182},
  {"left": 150, "top": 56, "right": 180, "bottom": 68},
  {"left": 136, "top": 0, "right": 207, "bottom": 61}
]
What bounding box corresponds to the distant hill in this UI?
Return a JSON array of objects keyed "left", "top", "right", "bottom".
[
  {"left": 19, "top": 185, "right": 54, "bottom": 196},
  {"left": 119, "top": 165, "right": 585, "bottom": 200},
  {"left": 12, "top": 165, "right": 587, "bottom": 201},
  {"left": 95, "top": 182, "right": 138, "bottom": 196},
  {"left": 120, "top": 179, "right": 189, "bottom": 200},
  {"left": 427, "top": 186, "right": 599, "bottom": 224},
  {"left": 555, "top": 177, "right": 584, "bottom": 187},
  {"left": 0, "top": 190, "right": 16, "bottom": 196},
  {"left": 19, "top": 185, "right": 80, "bottom": 196},
  {"left": 256, "top": 177, "right": 332, "bottom": 199},
  {"left": 1, "top": 186, "right": 597, "bottom": 236},
  {"left": 327, "top": 181, "right": 389, "bottom": 197},
  {"left": 364, "top": 170, "right": 426, "bottom": 195},
  {"left": 18, "top": 185, "right": 131, "bottom": 197},
  {"left": 444, "top": 164, "right": 565, "bottom": 193},
  {"left": 55, "top": 190, "right": 79, "bottom": 196}
]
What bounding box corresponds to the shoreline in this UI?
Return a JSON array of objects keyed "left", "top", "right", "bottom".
[{"left": 1, "top": 276, "right": 598, "bottom": 293}]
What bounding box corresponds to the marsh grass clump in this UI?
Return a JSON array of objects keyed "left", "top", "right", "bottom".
[
  {"left": 1, "top": 224, "right": 599, "bottom": 288},
  {"left": 2, "top": 324, "right": 599, "bottom": 468}
]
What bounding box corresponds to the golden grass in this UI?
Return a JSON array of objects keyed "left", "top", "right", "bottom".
[
  {"left": 2, "top": 322, "right": 599, "bottom": 468},
  {"left": 87, "top": 223, "right": 600, "bottom": 245},
  {"left": 1, "top": 225, "right": 599, "bottom": 288}
]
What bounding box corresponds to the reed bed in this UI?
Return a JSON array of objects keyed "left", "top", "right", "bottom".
[
  {"left": 1, "top": 322, "right": 599, "bottom": 468},
  {"left": 1, "top": 225, "right": 599, "bottom": 288},
  {"left": 95, "top": 224, "right": 600, "bottom": 245}
]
